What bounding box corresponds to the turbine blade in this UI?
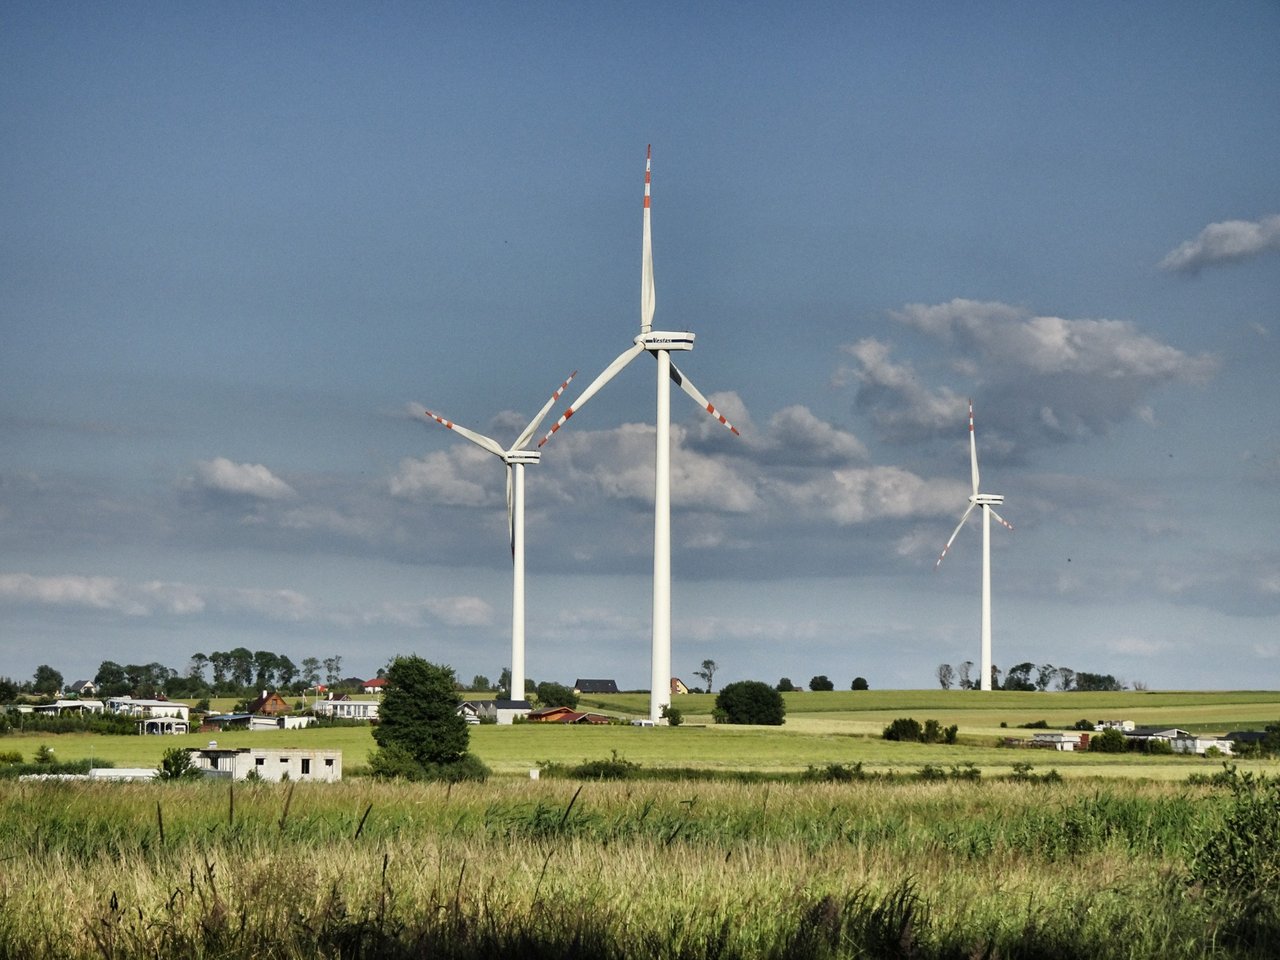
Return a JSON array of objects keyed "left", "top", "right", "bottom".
[
  {"left": 513, "top": 370, "right": 578, "bottom": 450},
  {"left": 506, "top": 465, "right": 515, "bottom": 558},
  {"left": 988, "top": 506, "right": 1014, "bottom": 531},
  {"left": 418, "top": 407, "right": 506, "bottom": 458},
  {"left": 668, "top": 359, "right": 740, "bottom": 435},
  {"left": 936, "top": 503, "right": 977, "bottom": 568},
  {"left": 538, "top": 343, "right": 646, "bottom": 447},
  {"left": 969, "top": 400, "right": 980, "bottom": 496},
  {"left": 641, "top": 144, "right": 655, "bottom": 335}
]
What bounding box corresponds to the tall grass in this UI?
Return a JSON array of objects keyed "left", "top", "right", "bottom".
[{"left": 0, "top": 775, "right": 1273, "bottom": 958}]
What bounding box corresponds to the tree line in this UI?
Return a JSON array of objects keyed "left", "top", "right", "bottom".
[{"left": 935, "top": 661, "right": 1129, "bottom": 692}]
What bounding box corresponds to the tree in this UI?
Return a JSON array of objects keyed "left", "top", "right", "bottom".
[
  {"left": 1074, "top": 672, "right": 1125, "bottom": 692},
  {"left": 1004, "top": 662, "right": 1036, "bottom": 692},
  {"left": 253, "top": 650, "right": 279, "bottom": 690},
  {"left": 1090, "top": 728, "right": 1127, "bottom": 753},
  {"left": 94, "top": 661, "right": 130, "bottom": 697},
  {"left": 32, "top": 664, "right": 62, "bottom": 695},
  {"left": 936, "top": 663, "right": 955, "bottom": 690},
  {"left": 809, "top": 675, "right": 834, "bottom": 692},
  {"left": 208, "top": 651, "right": 231, "bottom": 688},
  {"left": 301, "top": 657, "right": 322, "bottom": 689},
  {"left": 158, "top": 746, "right": 202, "bottom": 781},
  {"left": 322, "top": 656, "right": 343, "bottom": 687},
  {"left": 1055, "top": 667, "right": 1076, "bottom": 692},
  {"left": 989, "top": 665, "right": 1002, "bottom": 690},
  {"left": 370, "top": 656, "right": 486, "bottom": 781},
  {"left": 694, "top": 659, "right": 718, "bottom": 694},
  {"left": 276, "top": 655, "right": 298, "bottom": 689},
  {"left": 470, "top": 674, "right": 492, "bottom": 692},
  {"left": 851, "top": 677, "right": 869, "bottom": 691},
  {"left": 0, "top": 677, "right": 17, "bottom": 703},
  {"left": 1035, "top": 664, "right": 1057, "bottom": 692},
  {"left": 958, "top": 660, "right": 974, "bottom": 690},
  {"left": 713, "top": 681, "right": 785, "bottom": 726},
  {"left": 228, "top": 647, "right": 254, "bottom": 688},
  {"left": 187, "top": 653, "right": 209, "bottom": 683},
  {"left": 776, "top": 677, "right": 797, "bottom": 692},
  {"left": 497, "top": 667, "right": 512, "bottom": 697},
  {"left": 535, "top": 681, "right": 578, "bottom": 709}
]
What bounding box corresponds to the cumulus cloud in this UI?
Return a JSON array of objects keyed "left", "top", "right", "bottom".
[
  {"left": 1159, "top": 214, "right": 1280, "bottom": 274},
  {"left": 388, "top": 446, "right": 497, "bottom": 506},
  {"left": 193, "top": 457, "right": 295, "bottom": 499},
  {"left": 423, "top": 595, "right": 495, "bottom": 627},
  {"left": 839, "top": 299, "right": 1218, "bottom": 450},
  {"left": 0, "top": 573, "right": 205, "bottom": 617}
]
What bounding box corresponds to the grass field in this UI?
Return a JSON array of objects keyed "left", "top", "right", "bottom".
[{"left": 8, "top": 688, "right": 1279, "bottom": 779}]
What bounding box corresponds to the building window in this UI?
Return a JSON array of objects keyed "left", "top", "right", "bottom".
[
  {"left": 324, "top": 758, "right": 334, "bottom": 767},
  {"left": 301, "top": 759, "right": 311, "bottom": 775},
  {"left": 255, "top": 758, "right": 265, "bottom": 766}
]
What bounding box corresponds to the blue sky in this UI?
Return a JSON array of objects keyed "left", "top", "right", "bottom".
[{"left": 3, "top": 1, "right": 1278, "bottom": 691}]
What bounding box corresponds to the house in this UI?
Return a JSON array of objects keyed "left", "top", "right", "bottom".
[
  {"left": 245, "top": 691, "right": 291, "bottom": 715},
  {"left": 362, "top": 677, "right": 387, "bottom": 694},
  {"left": 138, "top": 715, "right": 189, "bottom": 735},
  {"left": 105, "top": 696, "right": 190, "bottom": 722},
  {"left": 312, "top": 695, "right": 379, "bottom": 721},
  {"left": 187, "top": 744, "right": 342, "bottom": 782},
  {"left": 457, "top": 700, "right": 489, "bottom": 724},
  {"left": 492, "top": 699, "right": 531, "bottom": 724},
  {"left": 1095, "top": 719, "right": 1136, "bottom": 732},
  {"left": 1031, "top": 731, "right": 1086, "bottom": 751},
  {"left": 203, "top": 713, "right": 314, "bottom": 732},
  {"left": 1124, "top": 727, "right": 1191, "bottom": 748},
  {"left": 31, "top": 699, "right": 104, "bottom": 716},
  {"left": 670, "top": 678, "right": 689, "bottom": 695},
  {"left": 527, "top": 706, "right": 611, "bottom": 724},
  {"left": 66, "top": 679, "right": 98, "bottom": 697},
  {"left": 1171, "top": 734, "right": 1234, "bottom": 756},
  {"left": 573, "top": 679, "right": 618, "bottom": 695}
]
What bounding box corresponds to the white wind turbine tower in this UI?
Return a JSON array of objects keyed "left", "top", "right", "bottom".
[
  {"left": 539, "top": 146, "right": 740, "bottom": 723},
  {"left": 415, "top": 372, "right": 576, "bottom": 702},
  {"left": 935, "top": 401, "right": 1013, "bottom": 692}
]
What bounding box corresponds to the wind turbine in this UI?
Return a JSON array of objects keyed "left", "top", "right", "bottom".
[
  {"left": 415, "top": 372, "right": 576, "bottom": 703},
  {"left": 936, "top": 400, "right": 1013, "bottom": 692},
  {"left": 539, "top": 145, "right": 740, "bottom": 724}
]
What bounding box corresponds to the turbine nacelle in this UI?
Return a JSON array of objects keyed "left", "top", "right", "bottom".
[
  {"left": 504, "top": 450, "right": 542, "bottom": 466},
  {"left": 973, "top": 493, "right": 1004, "bottom": 506},
  {"left": 636, "top": 331, "right": 695, "bottom": 351}
]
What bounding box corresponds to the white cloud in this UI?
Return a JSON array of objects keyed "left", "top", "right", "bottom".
[
  {"left": 841, "top": 300, "right": 1218, "bottom": 449},
  {"left": 388, "top": 447, "right": 496, "bottom": 506},
  {"left": 424, "top": 595, "right": 495, "bottom": 627},
  {"left": 194, "top": 457, "right": 295, "bottom": 499},
  {"left": 1159, "top": 214, "right": 1280, "bottom": 274},
  {"left": 0, "top": 573, "right": 206, "bottom": 617}
]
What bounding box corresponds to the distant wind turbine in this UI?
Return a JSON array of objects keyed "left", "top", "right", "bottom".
[
  {"left": 415, "top": 372, "right": 576, "bottom": 702},
  {"left": 935, "top": 400, "right": 1013, "bottom": 692},
  {"left": 539, "top": 145, "right": 740, "bottom": 723}
]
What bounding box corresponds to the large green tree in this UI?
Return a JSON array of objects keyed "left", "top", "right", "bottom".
[
  {"left": 32, "top": 664, "right": 63, "bottom": 695},
  {"left": 370, "top": 657, "right": 485, "bottom": 781},
  {"left": 713, "top": 680, "right": 785, "bottom": 726}
]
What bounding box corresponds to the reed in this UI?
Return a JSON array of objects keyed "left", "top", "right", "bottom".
[{"left": 0, "top": 775, "right": 1271, "bottom": 958}]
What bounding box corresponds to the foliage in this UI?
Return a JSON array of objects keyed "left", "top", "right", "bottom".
[
  {"left": 1073, "top": 718, "right": 1094, "bottom": 730},
  {"left": 4, "top": 712, "right": 136, "bottom": 736},
  {"left": 776, "top": 677, "right": 797, "bottom": 692},
  {"left": 661, "top": 704, "right": 683, "bottom": 727},
  {"left": 808, "top": 674, "right": 834, "bottom": 691},
  {"left": 851, "top": 676, "right": 869, "bottom": 691},
  {"left": 693, "top": 659, "right": 718, "bottom": 693},
  {"left": 713, "top": 681, "right": 785, "bottom": 725},
  {"left": 535, "top": 681, "right": 579, "bottom": 709},
  {"left": 883, "top": 717, "right": 923, "bottom": 742},
  {"left": 1074, "top": 671, "right": 1125, "bottom": 692},
  {"left": 569, "top": 750, "right": 639, "bottom": 780},
  {"left": 157, "top": 747, "right": 201, "bottom": 781},
  {"left": 34, "top": 744, "right": 56, "bottom": 765},
  {"left": 371, "top": 656, "right": 482, "bottom": 781},
  {"left": 935, "top": 663, "right": 954, "bottom": 690},
  {"left": 1090, "top": 728, "right": 1127, "bottom": 753},
  {"left": 32, "top": 665, "right": 63, "bottom": 695}
]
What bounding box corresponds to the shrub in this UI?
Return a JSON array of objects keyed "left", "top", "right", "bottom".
[
  {"left": 158, "top": 747, "right": 202, "bottom": 781},
  {"left": 882, "top": 718, "right": 923, "bottom": 742},
  {"left": 570, "top": 751, "right": 638, "bottom": 780},
  {"left": 1089, "top": 728, "right": 1127, "bottom": 753},
  {"left": 370, "top": 656, "right": 485, "bottom": 781},
  {"left": 809, "top": 675, "right": 834, "bottom": 692},
  {"left": 660, "top": 704, "right": 683, "bottom": 727},
  {"left": 535, "top": 681, "right": 578, "bottom": 709},
  {"left": 714, "top": 681, "right": 786, "bottom": 725},
  {"left": 851, "top": 676, "right": 869, "bottom": 691}
]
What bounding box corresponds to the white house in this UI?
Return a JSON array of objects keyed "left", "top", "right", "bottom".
[
  {"left": 1032, "top": 732, "right": 1086, "bottom": 751},
  {"left": 1170, "top": 734, "right": 1234, "bottom": 756},
  {"left": 187, "top": 745, "right": 342, "bottom": 782},
  {"left": 32, "top": 699, "right": 105, "bottom": 716},
  {"left": 312, "top": 697, "right": 379, "bottom": 721},
  {"left": 105, "top": 697, "right": 190, "bottom": 722}
]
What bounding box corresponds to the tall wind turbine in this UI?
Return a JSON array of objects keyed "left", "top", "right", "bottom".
[
  {"left": 936, "top": 401, "right": 1013, "bottom": 692},
  {"left": 415, "top": 372, "right": 575, "bottom": 702},
  {"left": 539, "top": 146, "right": 740, "bottom": 723}
]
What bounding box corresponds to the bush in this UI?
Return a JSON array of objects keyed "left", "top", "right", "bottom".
[
  {"left": 1089, "top": 728, "right": 1127, "bottom": 753},
  {"left": 714, "top": 681, "right": 786, "bottom": 725},
  {"left": 158, "top": 746, "right": 202, "bottom": 781},
  {"left": 570, "top": 751, "right": 638, "bottom": 780},
  {"left": 660, "top": 704, "right": 683, "bottom": 727},
  {"left": 882, "top": 718, "right": 923, "bottom": 742},
  {"left": 535, "top": 681, "right": 578, "bottom": 709},
  {"left": 851, "top": 677, "right": 869, "bottom": 691},
  {"left": 809, "top": 675, "right": 834, "bottom": 692}
]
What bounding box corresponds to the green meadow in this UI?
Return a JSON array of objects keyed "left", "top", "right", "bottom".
[{"left": 9, "top": 688, "right": 1280, "bottom": 779}]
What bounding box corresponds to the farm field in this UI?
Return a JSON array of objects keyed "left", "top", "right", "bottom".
[
  {"left": 9, "top": 688, "right": 1279, "bottom": 780},
  {"left": 1, "top": 772, "right": 1276, "bottom": 958}
]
